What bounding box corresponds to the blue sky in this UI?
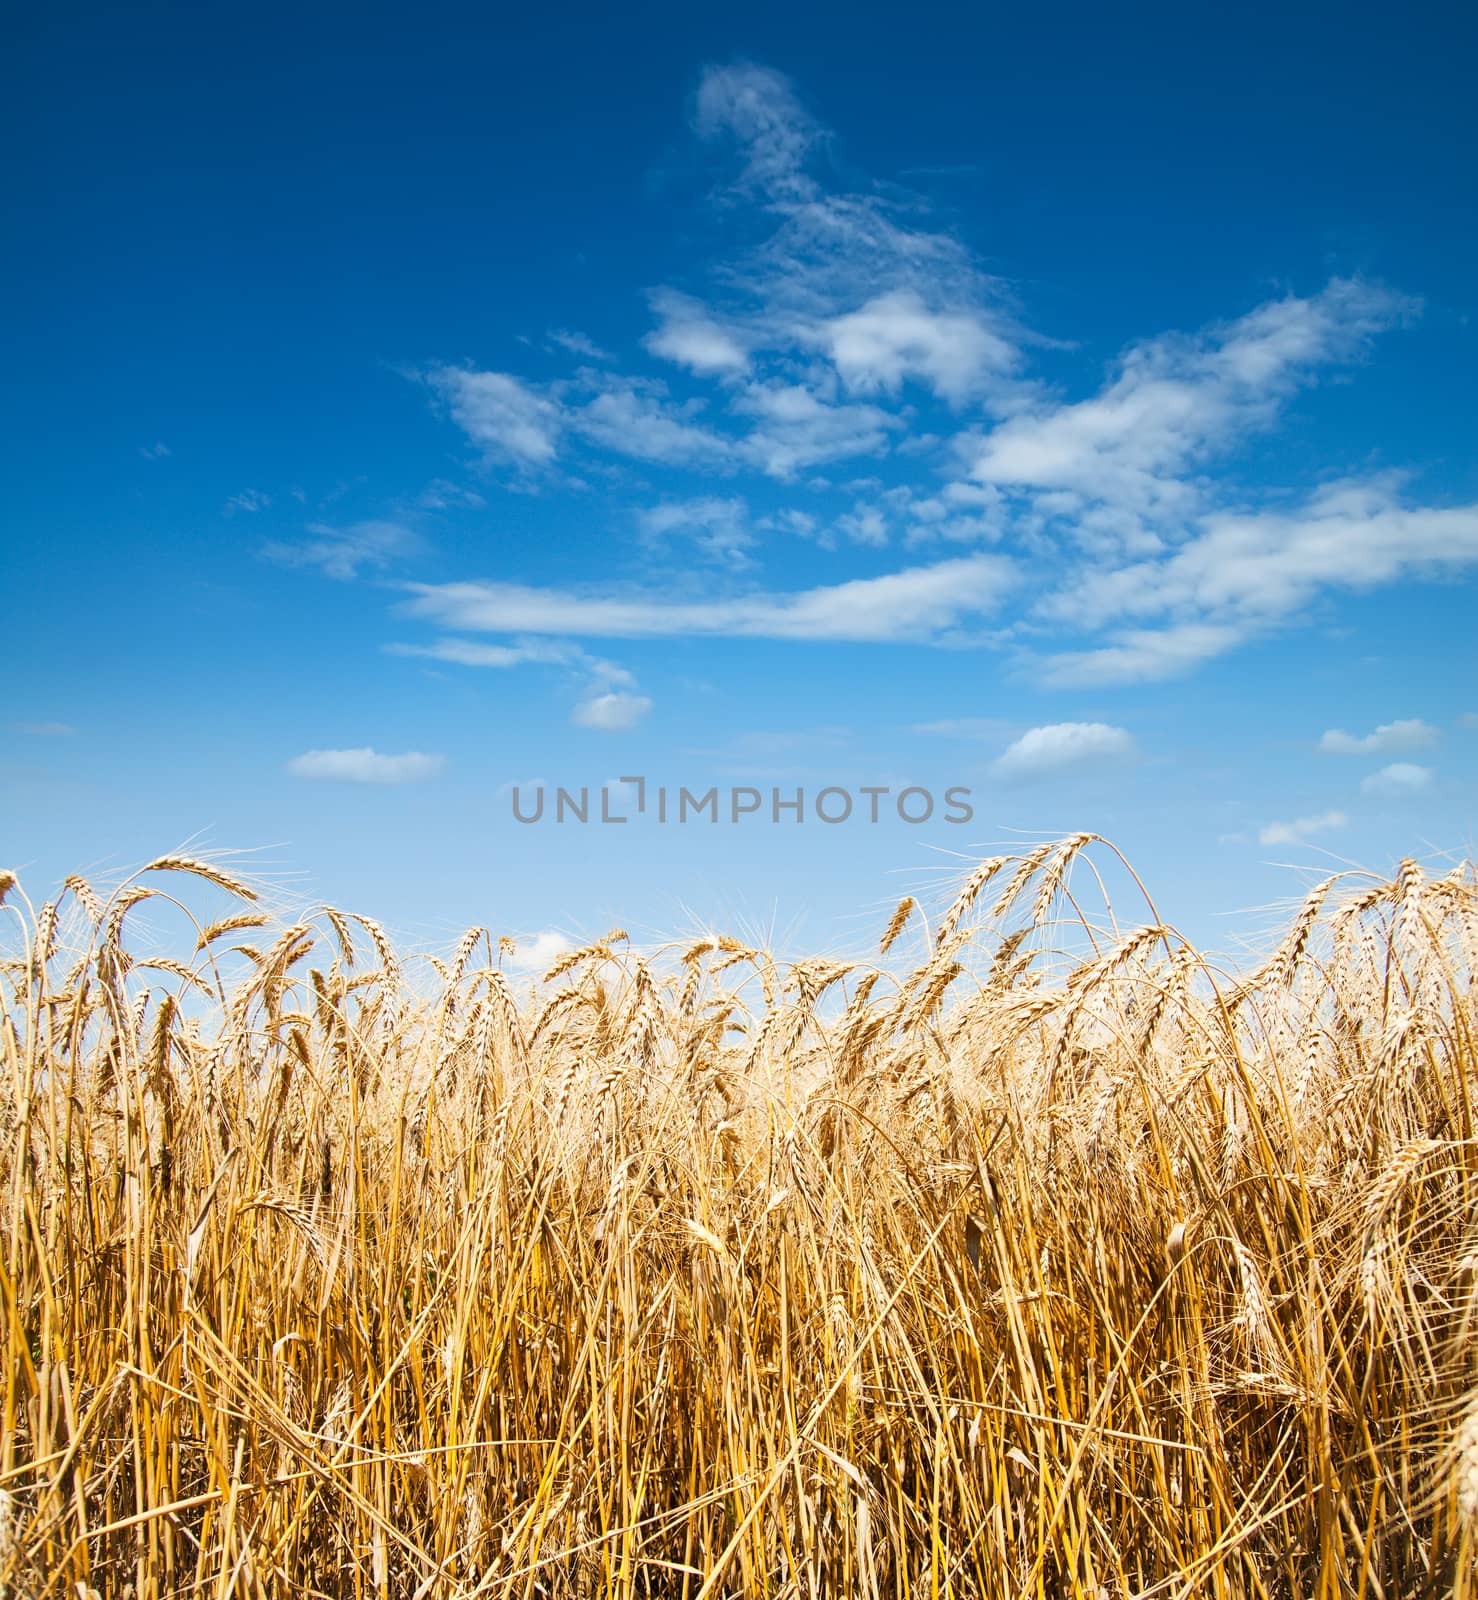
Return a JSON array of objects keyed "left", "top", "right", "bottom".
[{"left": 4, "top": 0, "right": 1476, "bottom": 963}]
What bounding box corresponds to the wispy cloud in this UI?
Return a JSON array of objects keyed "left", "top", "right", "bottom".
[
  {"left": 418, "top": 478, "right": 485, "bottom": 511},
  {"left": 693, "top": 60, "right": 822, "bottom": 198},
  {"left": 1030, "top": 623, "right": 1242, "bottom": 687},
  {"left": 912, "top": 716, "right": 1013, "bottom": 740},
  {"left": 394, "top": 61, "right": 1475, "bottom": 696},
  {"left": 571, "top": 691, "right": 653, "bottom": 731},
  {"left": 970, "top": 281, "right": 1410, "bottom": 544},
  {"left": 266, "top": 520, "right": 420, "bottom": 581},
  {"left": 139, "top": 442, "right": 171, "bottom": 461},
  {"left": 387, "top": 636, "right": 636, "bottom": 687},
  {"left": 427, "top": 367, "right": 562, "bottom": 467},
  {"left": 421, "top": 63, "right": 1020, "bottom": 487},
  {"left": 387, "top": 637, "right": 581, "bottom": 670},
  {"left": 639, "top": 497, "right": 753, "bottom": 566},
  {"left": 734, "top": 381, "right": 897, "bottom": 479},
  {"left": 1259, "top": 810, "right": 1347, "bottom": 845},
  {"left": 402, "top": 554, "right": 1015, "bottom": 643},
  {"left": 991, "top": 721, "right": 1135, "bottom": 783},
  {"left": 1361, "top": 762, "right": 1433, "bottom": 795},
  {"left": 12, "top": 720, "right": 76, "bottom": 736},
  {"left": 1035, "top": 482, "right": 1478, "bottom": 682},
  {"left": 287, "top": 748, "right": 445, "bottom": 784},
  {"left": 1319, "top": 718, "right": 1439, "bottom": 755},
  {"left": 576, "top": 380, "right": 732, "bottom": 466},
  {"left": 549, "top": 328, "right": 612, "bottom": 360},
  {"left": 226, "top": 489, "right": 272, "bottom": 514}
]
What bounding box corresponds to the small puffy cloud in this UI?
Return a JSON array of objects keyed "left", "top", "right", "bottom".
[
  {"left": 504, "top": 930, "right": 573, "bottom": 974},
  {"left": 1361, "top": 762, "right": 1433, "bottom": 795},
  {"left": 287, "top": 748, "right": 445, "bottom": 784},
  {"left": 1456, "top": 712, "right": 1478, "bottom": 730},
  {"left": 822, "top": 290, "right": 1014, "bottom": 405},
  {"left": 265, "top": 520, "right": 419, "bottom": 581},
  {"left": 834, "top": 504, "right": 889, "bottom": 547},
  {"left": 139, "top": 442, "right": 171, "bottom": 460},
  {"left": 991, "top": 722, "right": 1135, "bottom": 783},
  {"left": 644, "top": 289, "right": 749, "bottom": 375},
  {"left": 1318, "top": 718, "right": 1438, "bottom": 755},
  {"left": 571, "top": 692, "right": 653, "bottom": 731},
  {"left": 12, "top": 720, "right": 76, "bottom": 736},
  {"left": 1258, "top": 810, "right": 1347, "bottom": 845}
]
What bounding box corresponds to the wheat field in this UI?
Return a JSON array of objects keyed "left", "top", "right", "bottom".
[{"left": 1, "top": 837, "right": 1475, "bottom": 1598}]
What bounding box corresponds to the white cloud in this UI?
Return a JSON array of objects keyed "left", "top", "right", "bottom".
[
  {"left": 226, "top": 489, "right": 272, "bottom": 514},
  {"left": 912, "top": 716, "right": 1012, "bottom": 739},
  {"left": 734, "top": 381, "right": 898, "bottom": 478},
  {"left": 1361, "top": 762, "right": 1433, "bottom": 795},
  {"left": 12, "top": 720, "right": 76, "bottom": 736},
  {"left": 833, "top": 504, "right": 889, "bottom": 547},
  {"left": 504, "top": 929, "right": 573, "bottom": 974},
  {"left": 572, "top": 691, "right": 652, "bottom": 731},
  {"left": 266, "top": 520, "right": 420, "bottom": 581},
  {"left": 387, "top": 637, "right": 583, "bottom": 670},
  {"left": 644, "top": 290, "right": 749, "bottom": 375},
  {"left": 1459, "top": 712, "right": 1478, "bottom": 730},
  {"left": 1037, "top": 481, "right": 1478, "bottom": 679},
  {"left": 822, "top": 290, "right": 1015, "bottom": 404},
  {"left": 574, "top": 381, "right": 732, "bottom": 466},
  {"left": 287, "top": 748, "right": 445, "bottom": 784},
  {"left": 403, "top": 553, "right": 1015, "bottom": 643},
  {"left": 1258, "top": 810, "right": 1347, "bottom": 846},
  {"left": 420, "top": 65, "right": 1019, "bottom": 497},
  {"left": 991, "top": 721, "right": 1135, "bottom": 782},
  {"left": 1032, "top": 623, "right": 1242, "bottom": 686},
  {"left": 139, "top": 442, "right": 171, "bottom": 461},
  {"left": 428, "top": 367, "right": 562, "bottom": 466},
  {"left": 402, "top": 65, "right": 1469, "bottom": 699},
  {"left": 969, "top": 280, "right": 1411, "bottom": 540},
  {"left": 549, "top": 328, "right": 612, "bottom": 360},
  {"left": 639, "top": 497, "right": 753, "bottom": 565},
  {"left": 693, "top": 61, "right": 820, "bottom": 198},
  {"left": 1318, "top": 718, "right": 1438, "bottom": 755},
  {"left": 418, "top": 478, "right": 485, "bottom": 510}
]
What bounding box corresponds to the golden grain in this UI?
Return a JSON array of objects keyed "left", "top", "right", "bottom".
[{"left": 1, "top": 839, "right": 1475, "bottom": 1598}]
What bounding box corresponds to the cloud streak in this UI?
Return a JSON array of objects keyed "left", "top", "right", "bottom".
[
  {"left": 287, "top": 748, "right": 446, "bottom": 784},
  {"left": 402, "top": 554, "right": 1015, "bottom": 643},
  {"left": 1259, "top": 810, "right": 1347, "bottom": 846}
]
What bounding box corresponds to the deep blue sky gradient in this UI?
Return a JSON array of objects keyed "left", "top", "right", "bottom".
[{"left": 4, "top": 0, "right": 1475, "bottom": 961}]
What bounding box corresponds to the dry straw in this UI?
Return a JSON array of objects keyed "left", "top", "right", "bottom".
[{"left": 1, "top": 839, "right": 1475, "bottom": 1597}]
